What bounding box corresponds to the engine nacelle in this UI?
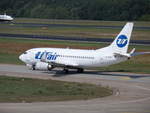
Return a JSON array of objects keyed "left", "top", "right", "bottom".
[
  {"left": 35, "top": 62, "right": 52, "bottom": 70},
  {"left": 26, "top": 62, "right": 52, "bottom": 70}
]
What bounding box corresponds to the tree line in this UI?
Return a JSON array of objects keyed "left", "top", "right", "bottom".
[{"left": 0, "top": 0, "right": 150, "bottom": 21}]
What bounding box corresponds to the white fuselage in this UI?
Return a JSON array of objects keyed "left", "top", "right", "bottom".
[
  {"left": 0, "top": 14, "right": 13, "bottom": 21},
  {"left": 19, "top": 47, "right": 127, "bottom": 68},
  {"left": 19, "top": 22, "right": 134, "bottom": 71}
]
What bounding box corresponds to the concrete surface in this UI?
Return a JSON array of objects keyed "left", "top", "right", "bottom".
[{"left": 0, "top": 64, "right": 150, "bottom": 113}]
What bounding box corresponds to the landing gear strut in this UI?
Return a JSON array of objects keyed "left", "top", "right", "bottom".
[
  {"left": 63, "top": 68, "right": 84, "bottom": 74},
  {"left": 63, "top": 68, "right": 69, "bottom": 74},
  {"left": 77, "top": 68, "right": 84, "bottom": 73},
  {"left": 32, "top": 65, "right": 35, "bottom": 70}
]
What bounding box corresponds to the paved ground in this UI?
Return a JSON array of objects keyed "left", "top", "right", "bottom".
[
  {"left": 0, "top": 33, "right": 150, "bottom": 45},
  {"left": 0, "top": 64, "right": 150, "bottom": 113},
  {"left": 1, "top": 22, "right": 150, "bottom": 30}
]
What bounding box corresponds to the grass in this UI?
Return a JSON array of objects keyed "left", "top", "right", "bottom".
[
  {"left": 96, "top": 56, "right": 150, "bottom": 74},
  {"left": 0, "top": 76, "right": 112, "bottom": 102},
  {"left": 14, "top": 18, "right": 150, "bottom": 27},
  {"left": 0, "top": 37, "right": 104, "bottom": 47},
  {"left": 0, "top": 18, "right": 150, "bottom": 73},
  {"left": 0, "top": 18, "right": 150, "bottom": 40},
  {"left": 0, "top": 37, "right": 150, "bottom": 73},
  {"left": 0, "top": 25, "right": 120, "bottom": 38},
  {"left": 0, "top": 53, "right": 22, "bottom": 64}
]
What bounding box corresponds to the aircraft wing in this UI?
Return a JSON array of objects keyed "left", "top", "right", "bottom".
[
  {"left": 41, "top": 51, "right": 79, "bottom": 68},
  {"left": 114, "top": 52, "right": 150, "bottom": 58},
  {"left": 114, "top": 47, "right": 150, "bottom": 58},
  {"left": 49, "top": 60, "right": 79, "bottom": 68},
  {"left": 129, "top": 48, "right": 150, "bottom": 56},
  {"left": 130, "top": 52, "right": 150, "bottom": 56}
]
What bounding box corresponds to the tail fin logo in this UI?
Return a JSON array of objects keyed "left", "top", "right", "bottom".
[{"left": 116, "top": 35, "right": 128, "bottom": 48}]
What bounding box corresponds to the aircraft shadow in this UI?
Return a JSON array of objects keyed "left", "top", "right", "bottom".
[{"left": 42, "top": 70, "right": 149, "bottom": 79}]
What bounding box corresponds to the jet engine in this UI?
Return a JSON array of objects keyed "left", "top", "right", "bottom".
[{"left": 26, "top": 62, "right": 52, "bottom": 70}]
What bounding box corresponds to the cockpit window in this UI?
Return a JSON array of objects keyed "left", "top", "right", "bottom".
[{"left": 23, "top": 52, "right": 27, "bottom": 54}]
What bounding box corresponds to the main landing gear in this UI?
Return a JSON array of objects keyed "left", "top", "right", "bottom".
[
  {"left": 77, "top": 68, "right": 84, "bottom": 73},
  {"left": 63, "top": 68, "right": 84, "bottom": 74},
  {"left": 32, "top": 65, "right": 35, "bottom": 70},
  {"left": 63, "top": 68, "right": 69, "bottom": 74}
]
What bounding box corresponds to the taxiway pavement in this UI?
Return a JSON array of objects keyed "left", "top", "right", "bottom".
[
  {"left": 0, "top": 64, "right": 150, "bottom": 113},
  {"left": 0, "top": 33, "right": 150, "bottom": 45}
]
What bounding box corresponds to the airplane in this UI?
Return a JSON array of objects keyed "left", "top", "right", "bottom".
[
  {"left": 0, "top": 13, "right": 13, "bottom": 22},
  {"left": 19, "top": 22, "right": 150, "bottom": 73}
]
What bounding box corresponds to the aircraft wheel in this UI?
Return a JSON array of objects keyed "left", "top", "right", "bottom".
[
  {"left": 77, "top": 68, "right": 84, "bottom": 73},
  {"left": 32, "top": 65, "right": 35, "bottom": 70},
  {"left": 63, "top": 68, "right": 69, "bottom": 74}
]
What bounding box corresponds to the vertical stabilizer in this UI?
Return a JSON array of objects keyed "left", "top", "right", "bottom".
[{"left": 108, "top": 22, "right": 134, "bottom": 54}]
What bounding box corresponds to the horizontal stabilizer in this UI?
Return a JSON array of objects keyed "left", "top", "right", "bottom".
[{"left": 114, "top": 53, "right": 130, "bottom": 58}]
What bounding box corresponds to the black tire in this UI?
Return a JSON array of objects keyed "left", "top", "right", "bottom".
[
  {"left": 32, "top": 65, "right": 35, "bottom": 70},
  {"left": 77, "top": 68, "right": 84, "bottom": 73},
  {"left": 63, "top": 68, "right": 69, "bottom": 74}
]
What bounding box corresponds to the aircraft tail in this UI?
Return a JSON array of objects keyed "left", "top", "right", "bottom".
[{"left": 108, "top": 22, "right": 134, "bottom": 54}]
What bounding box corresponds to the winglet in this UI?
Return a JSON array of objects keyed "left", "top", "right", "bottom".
[
  {"left": 130, "top": 48, "right": 136, "bottom": 54},
  {"left": 131, "top": 51, "right": 150, "bottom": 57}
]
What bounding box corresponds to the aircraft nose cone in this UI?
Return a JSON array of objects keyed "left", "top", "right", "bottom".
[
  {"left": 19, "top": 53, "right": 33, "bottom": 64},
  {"left": 19, "top": 54, "right": 22, "bottom": 60},
  {"left": 19, "top": 54, "right": 25, "bottom": 62}
]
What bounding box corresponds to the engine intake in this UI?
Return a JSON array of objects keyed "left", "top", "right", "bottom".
[
  {"left": 27, "top": 62, "right": 52, "bottom": 70},
  {"left": 35, "top": 62, "right": 52, "bottom": 70}
]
